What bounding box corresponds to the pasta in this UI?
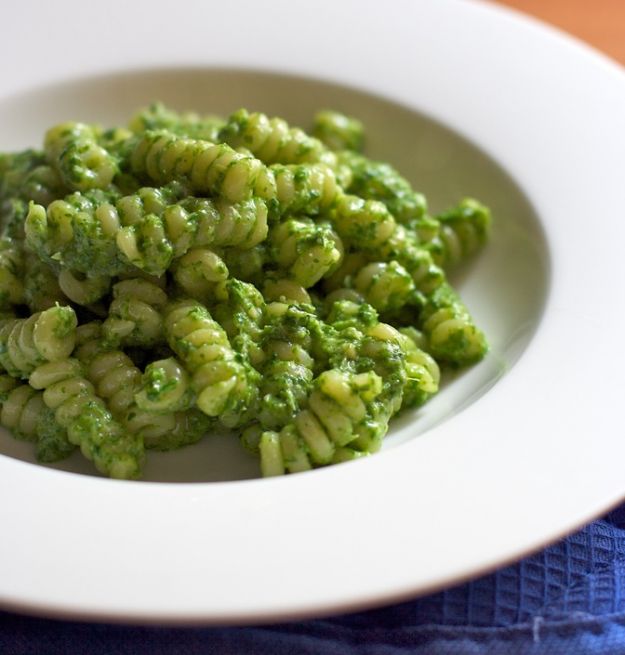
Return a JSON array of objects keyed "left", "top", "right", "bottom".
[
  {"left": 163, "top": 298, "right": 260, "bottom": 428},
  {"left": 76, "top": 322, "right": 210, "bottom": 450},
  {"left": 0, "top": 104, "right": 491, "bottom": 479},
  {"left": 29, "top": 359, "right": 144, "bottom": 479}
]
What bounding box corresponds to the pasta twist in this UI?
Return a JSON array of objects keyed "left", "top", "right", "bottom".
[
  {"left": 103, "top": 278, "right": 167, "bottom": 348},
  {"left": 116, "top": 191, "right": 268, "bottom": 276},
  {"left": 129, "top": 130, "right": 277, "bottom": 204},
  {"left": 35, "top": 406, "right": 76, "bottom": 462},
  {"left": 29, "top": 359, "right": 144, "bottom": 479},
  {"left": 173, "top": 248, "right": 229, "bottom": 301},
  {"left": 339, "top": 150, "right": 428, "bottom": 226},
  {"left": 19, "top": 164, "right": 65, "bottom": 208},
  {"left": 262, "top": 277, "right": 313, "bottom": 305},
  {"left": 256, "top": 301, "right": 322, "bottom": 430},
  {"left": 220, "top": 108, "right": 336, "bottom": 167},
  {"left": 220, "top": 243, "right": 266, "bottom": 282},
  {"left": 269, "top": 218, "right": 343, "bottom": 288},
  {"left": 211, "top": 278, "right": 266, "bottom": 364},
  {"left": 23, "top": 254, "right": 67, "bottom": 312},
  {"left": 134, "top": 357, "right": 193, "bottom": 414},
  {"left": 44, "top": 122, "right": 117, "bottom": 192},
  {"left": 312, "top": 110, "right": 364, "bottom": 153},
  {"left": 58, "top": 269, "right": 111, "bottom": 306},
  {"left": 428, "top": 198, "right": 492, "bottom": 268},
  {"left": 0, "top": 373, "right": 75, "bottom": 462},
  {"left": 0, "top": 238, "right": 24, "bottom": 308},
  {"left": 382, "top": 227, "right": 446, "bottom": 294},
  {"left": 419, "top": 283, "right": 488, "bottom": 365},
  {"left": 0, "top": 149, "right": 66, "bottom": 212},
  {"left": 259, "top": 368, "right": 385, "bottom": 476},
  {"left": 335, "top": 260, "right": 416, "bottom": 313},
  {"left": 397, "top": 328, "right": 440, "bottom": 409},
  {"left": 331, "top": 194, "right": 397, "bottom": 251},
  {"left": 272, "top": 163, "right": 340, "bottom": 216},
  {"left": 129, "top": 102, "right": 225, "bottom": 143},
  {"left": 0, "top": 305, "right": 77, "bottom": 378},
  {"left": 76, "top": 322, "right": 209, "bottom": 450},
  {"left": 0, "top": 374, "right": 45, "bottom": 441},
  {"left": 25, "top": 189, "right": 130, "bottom": 277},
  {"left": 163, "top": 298, "right": 260, "bottom": 428}
]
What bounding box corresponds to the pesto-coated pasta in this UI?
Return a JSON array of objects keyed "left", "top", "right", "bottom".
[
  {"left": 259, "top": 368, "right": 386, "bottom": 475},
  {"left": 272, "top": 163, "right": 340, "bottom": 216},
  {"left": 220, "top": 108, "right": 334, "bottom": 167},
  {"left": 103, "top": 278, "right": 167, "bottom": 348},
  {"left": 312, "top": 110, "right": 364, "bottom": 153},
  {"left": 0, "top": 305, "right": 77, "bottom": 379},
  {"left": 44, "top": 122, "right": 117, "bottom": 192},
  {"left": 339, "top": 150, "right": 428, "bottom": 226},
  {"left": 269, "top": 218, "right": 343, "bottom": 288},
  {"left": 25, "top": 189, "right": 130, "bottom": 278},
  {"left": 0, "top": 104, "right": 491, "bottom": 479},
  {"left": 130, "top": 130, "right": 277, "bottom": 204},
  {"left": 116, "top": 191, "right": 268, "bottom": 276},
  {"left": 163, "top": 298, "right": 260, "bottom": 428},
  {"left": 0, "top": 238, "right": 24, "bottom": 308},
  {"left": 427, "top": 198, "right": 492, "bottom": 269},
  {"left": 29, "top": 359, "right": 144, "bottom": 479},
  {"left": 76, "top": 322, "right": 210, "bottom": 450}
]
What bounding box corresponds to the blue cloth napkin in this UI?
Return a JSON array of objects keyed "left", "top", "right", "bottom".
[{"left": 4, "top": 506, "right": 625, "bottom": 654}]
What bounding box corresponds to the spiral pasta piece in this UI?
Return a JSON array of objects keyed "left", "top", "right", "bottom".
[
  {"left": 256, "top": 301, "right": 323, "bottom": 430},
  {"left": 0, "top": 149, "right": 66, "bottom": 217},
  {"left": 163, "top": 298, "right": 259, "bottom": 428},
  {"left": 350, "top": 261, "right": 415, "bottom": 313},
  {"left": 211, "top": 278, "right": 266, "bottom": 364},
  {"left": 173, "top": 248, "right": 229, "bottom": 301},
  {"left": 312, "top": 110, "right": 364, "bottom": 153},
  {"left": 220, "top": 243, "right": 266, "bottom": 282},
  {"left": 130, "top": 130, "right": 277, "bottom": 204},
  {"left": 103, "top": 278, "right": 167, "bottom": 348},
  {"left": 269, "top": 218, "right": 343, "bottom": 288},
  {"left": 220, "top": 108, "right": 336, "bottom": 167},
  {"left": 116, "top": 191, "right": 268, "bottom": 276},
  {"left": 262, "top": 277, "right": 312, "bottom": 305},
  {"left": 259, "top": 368, "right": 385, "bottom": 476},
  {"left": 396, "top": 328, "right": 440, "bottom": 409},
  {"left": 331, "top": 194, "right": 397, "bottom": 251},
  {"left": 428, "top": 198, "right": 492, "bottom": 268},
  {"left": 0, "top": 238, "right": 24, "bottom": 308},
  {"left": 381, "top": 226, "right": 446, "bottom": 294},
  {"left": 0, "top": 374, "right": 45, "bottom": 441},
  {"left": 419, "top": 283, "right": 488, "bottom": 365},
  {"left": 129, "top": 102, "right": 225, "bottom": 142},
  {"left": 25, "top": 189, "right": 130, "bottom": 277},
  {"left": 76, "top": 322, "right": 209, "bottom": 450},
  {"left": 0, "top": 305, "right": 77, "bottom": 379},
  {"left": 339, "top": 150, "right": 428, "bottom": 226},
  {"left": 0, "top": 373, "right": 75, "bottom": 462},
  {"left": 134, "top": 357, "right": 193, "bottom": 414},
  {"left": 29, "top": 359, "right": 143, "bottom": 479},
  {"left": 272, "top": 163, "right": 340, "bottom": 216},
  {"left": 23, "top": 254, "right": 67, "bottom": 312},
  {"left": 58, "top": 269, "right": 111, "bottom": 306},
  {"left": 44, "top": 122, "right": 117, "bottom": 192}
]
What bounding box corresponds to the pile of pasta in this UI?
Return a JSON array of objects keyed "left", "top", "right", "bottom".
[{"left": 0, "top": 104, "right": 490, "bottom": 479}]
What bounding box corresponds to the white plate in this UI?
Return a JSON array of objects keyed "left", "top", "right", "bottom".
[{"left": 0, "top": 0, "right": 624, "bottom": 623}]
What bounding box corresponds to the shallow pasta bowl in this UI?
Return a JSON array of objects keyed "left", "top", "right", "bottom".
[{"left": 0, "top": 0, "right": 624, "bottom": 624}]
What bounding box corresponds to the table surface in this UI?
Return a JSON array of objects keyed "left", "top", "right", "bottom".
[{"left": 493, "top": 0, "right": 625, "bottom": 65}]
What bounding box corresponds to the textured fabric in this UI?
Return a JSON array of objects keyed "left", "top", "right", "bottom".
[{"left": 3, "top": 508, "right": 625, "bottom": 654}]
